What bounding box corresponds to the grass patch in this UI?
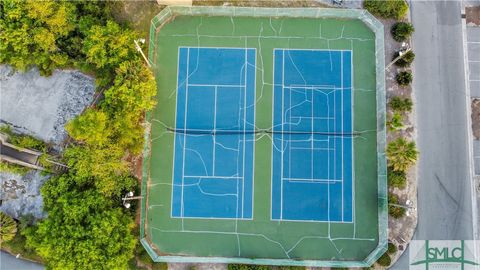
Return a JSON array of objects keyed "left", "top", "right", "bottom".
[
  {"left": 1, "top": 233, "right": 43, "bottom": 263},
  {"left": 0, "top": 162, "right": 30, "bottom": 175}
]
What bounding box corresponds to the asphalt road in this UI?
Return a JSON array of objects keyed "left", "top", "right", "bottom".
[
  {"left": 391, "top": 1, "right": 476, "bottom": 268},
  {"left": 0, "top": 251, "right": 43, "bottom": 270}
]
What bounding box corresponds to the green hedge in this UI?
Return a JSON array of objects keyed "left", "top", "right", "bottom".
[
  {"left": 388, "top": 167, "right": 407, "bottom": 189},
  {"left": 395, "top": 51, "right": 415, "bottom": 67},
  {"left": 389, "top": 96, "right": 413, "bottom": 113},
  {"left": 391, "top": 22, "right": 414, "bottom": 42},
  {"left": 396, "top": 71, "right": 413, "bottom": 86},
  {"left": 364, "top": 0, "right": 409, "bottom": 19}
]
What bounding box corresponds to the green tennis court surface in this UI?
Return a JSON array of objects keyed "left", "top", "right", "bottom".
[{"left": 141, "top": 7, "right": 387, "bottom": 267}]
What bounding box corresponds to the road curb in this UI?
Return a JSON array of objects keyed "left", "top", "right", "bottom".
[{"left": 460, "top": 3, "right": 479, "bottom": 243}]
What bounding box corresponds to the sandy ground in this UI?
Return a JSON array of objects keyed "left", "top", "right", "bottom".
[{"left": 0, "top": 65, "right": 95, "bottom": 147}]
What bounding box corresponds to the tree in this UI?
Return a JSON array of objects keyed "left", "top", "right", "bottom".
[
  {"left": 376, "top": 252, "right": 392, "bottom": 266},
  {"left": 64, "top": 145, "right": 134, "bottom": 196},
  {"left": 388, "top": 242, "right": 398, "bottom": 254},
  {"left": 394, "top": 50, "right": 415, "bottom": 67},
  {"left": 0, "top": 212, "right": 17, "bottom": 243},
  {"left": 82, "top": 20, "right": 138, "bottom": 76},
  {"left": 387, "top": 112, "right": 404, "bottom": 131},
  {"left": 389, "top": 96, "right": 413, "bottom": 113},
  {"left": 24, "top": 174, "right": 136, "bottom": 269},
  {"left": 387, "top": 138, "right": 418, "bottom": 172},
  {"left": 103, "top": 60, "right": 157, "bottom": 116},
  {"left": 66, "top": 108, "right": 112, "bottom": 147},
  {"left": 388, "top": 167, "right": 407, "bottom": 189},
  {"left": 396, "top": 71, "right": 413, "bottom": 86},
  {"left": 364, "top": 0, "right": 409, "bottom": 19},
  {"left": 388, "top": 192, "right": 407, "bottom": 219},
  {"left": 0, "top": 0, "right": 76, "bottom": 75},
  {"left": 391, "top": 22, "right": 414, "bottom": 42}
]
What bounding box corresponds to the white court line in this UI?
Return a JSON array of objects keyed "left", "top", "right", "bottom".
[
  {"left": 184, "top": 175, "right": 242, "bottom": 179},
  {"left": 283, "top": 178, "right": 343, "bottom": 183},
  {"left": 170, "top": 47, "right": 182, "bottom": 219},
  {"left": 241, "top": 47, "right": 248, "bottom": 218},
  {"left": 180, "top": 48, "right": 191, "bottom": 218},
  {"left": 188, "top": 83, "right": 246, "bottom": 88},
  {"left": 212, "top": 86, "right": 218, "bottom": 176},
  {"left": 341, "top": 51, "right": 345, "bottom": 221},
  {"left": 280, "top": 50, "right": 285, "bottom": 219},
  {"left": 311, "top": 84, "right": 314, "bottom": 181}
]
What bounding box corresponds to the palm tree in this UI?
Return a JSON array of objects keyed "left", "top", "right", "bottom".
[
  {"left": 387, "top": 138, "right": 419, "bottom": 172},
  {"left": 0, "top": 212, "right": 17, "bottom": 243}
]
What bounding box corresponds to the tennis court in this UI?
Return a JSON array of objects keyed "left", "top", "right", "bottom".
[
  {"left": 141, "top": 6, "right": 387, "bottom": 268},
  {"left": 172, "top": 47, "right": 256, "bottom": 219},
  {"left": 271, "top": 49, "right": 353, "bottom": 222}
]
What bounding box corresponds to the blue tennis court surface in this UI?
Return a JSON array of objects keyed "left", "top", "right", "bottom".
[
  {"left": 271, "top": 49, "right": 353, "bottom": 222},
  {"left": 172, "top": 47, "right": 256, "bottom": 219}
]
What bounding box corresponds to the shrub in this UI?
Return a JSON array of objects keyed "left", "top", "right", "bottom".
[
  {"left": 395, "top": 50, "right": 415, "bottom": 67},
  {"left": 377, "top": 252, "right": 392, "bottom": 266},
  {"left": 66, "top": 108, "right": 111, "bottom": 147},
  {"left": 391, "top": 22, "right": 414, "bottom": 42},
  {"left": 387, "top": 112, "right": 404, "bottom": 131},
  {"left": 364, "top": 0, "right": 409, "bottom": 19},
  {"left": 388, "top": 242, "right": 398, "bottom": 254},
  {"left": 24, "top": 174, "right": 137, "bottom": 269},
  {"left": 388, "top": 192, "right": 407, "bottom": 218},
  {"left": 0, "top": 161, "right": 30, "bottom": 175},
  {"left": 396, "top": 71, "right": 413, "bottom": 86},
  {"left": 389, "top": 96, "right": 413, "bottom": 113},
  {"left": 387, "top": 138, "right": 419, "bottom": 172},
  {"left": 388, "top": 167, "right": 407, "bottom": 189},
  {"left": 0, "top": 212, "right": 17, "bottom": 243}
]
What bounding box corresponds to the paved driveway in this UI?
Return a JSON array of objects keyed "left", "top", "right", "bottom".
[{"left": 392, "top": 1, "right": 476, "bottom": 269}]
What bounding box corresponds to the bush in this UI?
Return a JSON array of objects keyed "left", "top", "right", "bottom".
[
  {"left": 24, "top": 174, "right": 137, "bottom": 269},
  {"left": 0, "top": 212, "right": 17, "bottom": 243},
  {"left": 395, "top": 50, "right": 415, "bottom": 67},
  {"left": 364, "top": 0, "right": 408, "bottom": 19},
  {"left": 396, "top": 71, "right": 413, "bottom": 86},
  {"left": 388, "top": 192, "right": 407, "bottom": 218},
  {"left": 391, "top": 22, "right": 414, "bottom": 42},
  {"left": 377, "top": 252, "right": 392, "bottom": 266},
  {"left": 10, "top": 135, "right": 47, "bottom": 152},
  {"left": 388, "top": 242, "right": 398, "bottom": 254},
  {"left": 388, "top": 167, "right": 407, "bottom": 189},
  {"left": 0, "top": 161, "right": 30, "bottom": 175},
  {"left": 66, "top": 108, "right": 111, "bottom": 146},
  {"left": 387, "top": 112, "right": 404, "bottom": 131},
  {"left": 387, "top": 138, "right": 418, "bottom": 172},
  {"left": 389, "top": 96, "right": 413, "bottom": 113}
]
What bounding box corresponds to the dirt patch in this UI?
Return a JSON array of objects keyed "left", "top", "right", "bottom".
[
  {"left": 466, "top": 6, "right": 480, "bottom": 26},
  {"left": 472, "top": 99, "right": 480, "bottom": 139},
  {"left": 109, "top": 1, "right": 164, "bottom": 37}
]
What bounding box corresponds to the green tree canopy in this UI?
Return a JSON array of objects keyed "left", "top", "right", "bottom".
[
  {"left": 364, "top": 0, "right": 409, "bottom": 19},
  {"left": 103, "top": 60, "right": 157, "bottom": 116},
  {"left": 0, "top": 212, "right": 17, "bottom": 243},
  {"left": 24, "top": 174, "right": 136, "bottom": 269},
  {"left": 64, "top": 145, "right": 134, "bottom": 196},
  {"left": 387, "top": 138, "right": 419, "bottom": 172},
  {"left": 82, "top": 20, "right": 138, "bottom": 75},
  {"left": 66, "top": 108, "right": 111, "bottom": 147},
  {"left": 0, "top": 0, "right": 75, "bottom": 75}
]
